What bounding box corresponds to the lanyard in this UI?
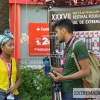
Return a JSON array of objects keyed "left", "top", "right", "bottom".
[
  {"left": 0, "top": 55, "right": 11, "bottom": 78},
  {"left": 62, "top": 36, "right": 76, "bottom": 65},
  {"left": 68, "top": 36, "right": 76, "bottom": 49}
]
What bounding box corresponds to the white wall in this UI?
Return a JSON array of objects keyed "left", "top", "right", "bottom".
[{"left": 20, "top": 5, "right": 48, "bottom": 66}]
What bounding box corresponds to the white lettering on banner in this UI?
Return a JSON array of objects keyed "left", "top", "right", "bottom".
[
  {"left": 36, "top": 27, "right": 49, "bottom": 31},
  {"left": 41, "top": 27, "right": 49, "bottom": 31},
  {"left": 73, "top": 15, "right": 88, "bottom": 19},
  {"left": 36, "top": 37, "right": 50, "bottom": 46},
  {"left": 73, "top": 88, "right": 100, "bottom": 98},
  {"left": 72, "top": 21, "right": 78, "bottom": 24},
  {"left": 36, "top": 40, "right": 41, "bottom": 45},
  {"left": 88, "top": 14, "right": 100, "bottom": 18},
  {"left": 72, "top": 20, "right": 84, "bottom": 24},
  {"left": 85, "top": 20, "right": 100, "bottom": 24},
  {"left": 42, "top": 37, "right": 50, "bottom": 45},
  {"left": 52, "top": 13, "right": 71, "bottom": 20},
  {"left": 79, "top": 20, "right": 84, "bottom": 24},
  {"left": 36, "top": 27, "right": 40, "bottom": 31},
  {"left": 73, "top": 14, "right": 100, "bottom": 20},
  {"left": 34, "top": 48, "right": 50, "bottom": 51}
]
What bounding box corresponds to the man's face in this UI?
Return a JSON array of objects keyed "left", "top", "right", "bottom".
[{"left": 55, "top": 26, "right": 65, "bottom": 43}]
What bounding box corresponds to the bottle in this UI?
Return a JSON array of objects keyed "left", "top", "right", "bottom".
[{"left": 43, "top": 56, "right": 50, "bottom": 77}]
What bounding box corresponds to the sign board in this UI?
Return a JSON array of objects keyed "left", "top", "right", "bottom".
[
  {"left": 50, "top": 6, "right": 100, "bottom": 61},
  {"left": 29, "top": 23, "right": 50, "bottom": 56},
  {"left": 9, "top": 0, "right": 45, "bottom": 4}
]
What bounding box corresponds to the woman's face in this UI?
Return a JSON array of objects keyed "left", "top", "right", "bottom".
[{"left": 2, "top": 39, "right": 14, "bottom": 56}]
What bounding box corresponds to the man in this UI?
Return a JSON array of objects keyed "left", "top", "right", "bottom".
[{"left": 49, "top": 18, "right": 90, "bottom": 100}]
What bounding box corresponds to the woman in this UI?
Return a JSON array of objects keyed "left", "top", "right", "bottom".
[{"left": 0, "top": 29, "right": 21, "bottom": 100}]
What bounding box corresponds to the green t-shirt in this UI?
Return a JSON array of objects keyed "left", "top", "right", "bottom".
[{"left": 61, "top": 40, "right": 89, "bottom": 92}]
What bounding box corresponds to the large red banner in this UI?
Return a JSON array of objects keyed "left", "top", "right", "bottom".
[
  {"left": 9, "top": 0, "right": 45, "bottom": 4},
  {"left": 29, "top": 23, "right": 50, "bottom": 56}
]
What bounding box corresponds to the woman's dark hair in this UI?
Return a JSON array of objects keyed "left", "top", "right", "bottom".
[
  {"left": 0, "top": 47, "right": 2, "bottom": 54},
  {"left": 53, "top": 18, "right": 73, "bottom": 34},
  {"left": 0, "top": 44, "right": 5, "bottom": 54}
]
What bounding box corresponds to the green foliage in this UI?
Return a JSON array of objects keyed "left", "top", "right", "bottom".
[{"left": 19, "top": 65, "right": 52, "bottom": 100}]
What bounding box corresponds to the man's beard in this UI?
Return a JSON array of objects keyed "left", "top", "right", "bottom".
[{"left": 59, "top": 40, "right": 64, "bottom": 43}]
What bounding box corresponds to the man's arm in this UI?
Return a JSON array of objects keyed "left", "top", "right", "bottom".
[
  {"left": 50, "top": 58, "right": 90, "bottom": 82},
  {"left": 40, "top": 64, "right": 62, "bottom": 73},
  {"left": 51, "top": 65, "right": 62, "bottom": 73},
  {"left": 64, "top": 58, "right": 90, "bottom": 80}
]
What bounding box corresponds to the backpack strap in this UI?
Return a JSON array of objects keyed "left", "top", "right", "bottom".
[
  {"left": 72, "top": 40, "right": 87, "bottom": 82},
  {"left": 72, "top": 40, "right": 80, "bottom": 52},
  {"left": 71, "top": 40, "right": 81, "bottom": 70},
  {"left": 72, "top": 40, "right": 100, "bottom": 88}
]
